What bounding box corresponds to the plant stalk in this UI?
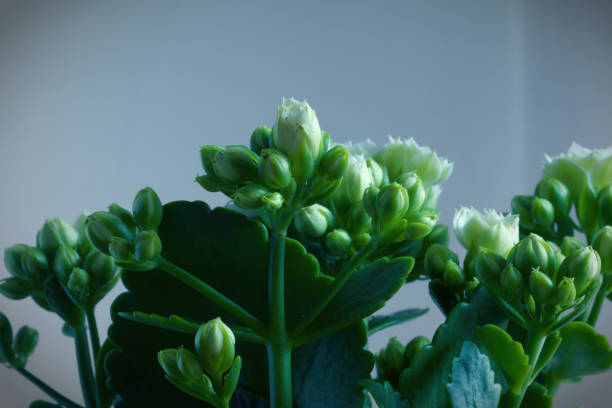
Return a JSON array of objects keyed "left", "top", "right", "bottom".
[
  {"left": 503, "top": 331, "right": 547, "bottom": 408},
  {"left": 86, "top": 308, "right": 101, "bottom": 359},
  {"left": 587, "top": 276, "right": 609, "bottom": 326},
  {"left": 16, "top": 367, "right": 84, "bottom": 408},
  {"left": 74, "top": 326, "right": 98, "bottom": 408}
]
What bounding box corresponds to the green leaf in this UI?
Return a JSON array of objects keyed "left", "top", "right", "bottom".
[
  {"left": 533, "top": 332, "right": 561, "bottom": 375},
  {"left": 519, "top": 382, "right": 552, "bottom": 408},
  {"left": 368, "top": 308, "right": 428, "bottom": 335},
  {"left": 398, "top": 286, "right": 506, "bottom": 407},
  {"left": 43, "top": 278, "right": 84, "bottom": 329},
  {"left": 477, "top": 324, "right": 530, "bottom": 393},
  {"left": 545, "top": 321, "right": 612, "bottom": 380},
  {"left": 118, "top": 311, "right": 200, "bottom": 334},
  {"left": 446, "top": 341, "right": 501, "bottom": 408},
  {"left": 29, "top": 401, "right": 61, "bottom": 408},
  {"left": 359, "top": 379, "right": 409, "bottom": 408}
]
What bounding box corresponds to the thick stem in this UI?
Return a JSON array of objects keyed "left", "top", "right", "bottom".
[
  {"left": 16, "top": 367, "right": 84, "bottom": 408},
  {"left": 587, "top": 276, "right": 609, "bottom": 326},
  {"left": 504, "top": 331, "right": 547, "bottom": 408},
  {"left": 212, "top": 373, "right": 230, "bottom": 408},
  {"left": 74, "top": 327, "right": 98, "bottom": 408},
  {"left": 86, "top": 308, "right": 101, "bottom": 359},
  {"left": 157, "top": 258, "right": 266, "bottom": 335}
]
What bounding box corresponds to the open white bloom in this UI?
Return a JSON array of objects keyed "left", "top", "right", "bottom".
[
  {"left": 543, "top": 142, "right": 612, "bottom": 198},
  {"left": 272, "top": 97, "right": 322, "bottom": 160},
  {"left": 374, "top": 136, "right": 453, "bottom": 186},
  {"left": 344, "top": 138, "right": 378, "bottom": 157},
  {"left": 453, "top": 207, "right": 519, "bottom": 255}
]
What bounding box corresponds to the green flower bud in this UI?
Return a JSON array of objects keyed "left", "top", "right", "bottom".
[
  {"left": 578, "top": 183, "right": 598, "bottom": 235},
  {"left": 195, "top": 174, "right": 228, "bottom": 193},
  {"left": 597, "top": 185, "right": 612, "bottom": 226},
  {"left": 531, "top": 197, "right": 555, "bottom": 227},
  {"left": 200, "top": 145, "right": 225, "bottom": 175},
  {"left": 404, "top": 214, "right": 437, "bottom": 241},
  {"left": 353, "top": 232, "right": 371, "bottom": 250},
  {"left": 443, "top": 260, "right": 464, "bottom": 287},
  {"left": 376, "top": 337, "right": 405, "bottom": 382},
  {"left": 133, "top": 187, "right": 163, "bottom": 230},
  {"left": 318, "top": 145, "right": 349, "bottom": 180},
  {"left": 259, "top": 149, "right": 292, "bottom": 189},
  {"left": 82, "top": 252, "right": 116, "bottom": 290},
  {"left": 561, "top": 236, "right": 585, "bottom": 256},
  {"left": 0, "top": 277, "right": 30, "bottom": 300},
  {"left": 529, "top": 268, "right": 554, "bottom": 303},
  {"left": 376, "top": 183, "right": 409, "bottom": 228},
  {"left": 511, "top": 195, "right": 533, "bottom": 220},
  {"left": 535, "top": 177, "right": 571, "bottom": 216},
  {"left": 262, "top": 192, "right": 284, "bottom": 210},
  {"left": 346, "top": 203, "right": 371, "bottom": 235},
  {"left": 37, "top": 218, "right": 79, "bottom": 256},
  {"left": 4, "top": 244, "right": 28, "bottom": 278},
  {"left": 272, "top": 98, "right": 322, "bottom": 181},
  {"left": 424, "top": 244, "right": 459, "bottom": 279},
  {"left": 134, "top": 231, "right": 162, "bottom": 262},
  {"left": 177, "top": 347, "right": 203, "bottom": 381},
  {"left": 558, "top": 246, "right": 601, "bottom": 295},
  {"left": 335, "top": 154, "right": 374, "bottom": 205},
  {"left": 396, "top": 172, "right": 426, "bottom": 214},
  {"left": 53, "top": 247, "right": 81, "bottom": 282},
  {"left": 233, "top": 184, "right": 268, "bottom": 210},
  {"left": 294, "top": 204, "right": 333, "bottom": 238},
  {"left": 325, "top": 229, "right": 352, "bottom": 256},
  {"left": 555, "top": 277, "right": 577, "bottom": 306},
  {"left": 424, "top": 224, "right": 450, "bottom": 247},
  {"left": 0, "top": 313, "right": 14, "bottom": 364},
  {"left": 108, "top": 237, "right": 134, "bottom": 261},
  {"left": 195, "top": 318, "right": 236, "bottom": 376},
  {"left": 108, "top": 204, "right": 137, "bottom": 235},
  {"left": 14, "top": 326, "right": 38, "bottom": 360},
  {"left": 404, "top": 336, "right": 430, "bottom": 366},
  {"left": 367, "top": 158, "right": 385, "bottom": 187},
  {"left": 526, "top": 294, "right": 536, "bottom": 316},
  {"left": 213, "top": 146, "right": 259, "bottom": 184},
  {"left": 500, "top": 263, "right": 523, "bottom": 299},
  {"left": 473, "top": 248, "right": 507, "bottom": 285},
  {"left": 593, "top": 226, "right": 612, "bottom": 274},
  {"left": 362, "top": 186, "right": 379, "bottom": 217},
  {"left": 86, "top": 212, "right": 133, "bottom": 255},
  {"left": 67, "top": 268, "right": 89, "bottom": 298},
  {"left": 21, "top": 247, "right": 49, "bottom": 281},
  {"left": 158, "top": 349, "right": 182, "bottom": 379},
  {"left": 250, "top": 126, "right": 272, "bottom": 154},
  {"left": 509, "top": 234, "right": 554, "bottom": 277}
]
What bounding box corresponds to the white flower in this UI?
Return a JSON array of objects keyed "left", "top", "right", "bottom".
[
  {"left": 453, "top": 207, "right": 519, "bottom": 255},
  {"left": 333, "top": 154, "right": 374, "bottom": 204},
  {"left": 272, "top": 97, "right": 322, "bottom": 160}
]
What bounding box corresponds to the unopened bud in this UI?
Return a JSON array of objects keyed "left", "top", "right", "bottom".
[
  {"left": 376, "top": 183, "right": 409, "bottom": 228},
  {"left": 404, "top": 214, "right": 437, "bottom": 241},
  {"left": 108, "top": 204, "right": 137, "bottom": 235},
  {"left": 376, "top": 337, "right": 405, "bottom": 381},
  {"left": 195, "top": 318, "right": 236, "bottom": 376},
  {"left": 593, "top": 226, "right": 612, "bottom": 274},
  {"left": 294, "top": 204, "right": 333, "bottom": 238},
  {"left": 233, "top": 184, "right": 268, "bottom": 210},
  {"left": 21, "top": 247, "right": 49, "bottom": 281},
  {"left": 0, "top": 312, "right": 14, "bottom": 364},
  {"left": 133, "top": 187, "right": 163, "bottom": 230},
  {"left": 556, "top": 277, "right": 576, "bottom": 306},
  {"left": 424, "top": 244, "right": 459, "bottom": 279},
  {"left": 134, "top": 231, "right": 162, "bottom": 262},
  {"left": 558, "top": 246, "right": 601, "bottom": 295},
  {"left": 200, "top": 145, "right": 224, "bottom": 175},
  {"left": 353, "top": 232, "right": 371, "bottom": 250},
  {"left": 86, "top": 212, "right": 133, "bottom": 254},
  {"left": 404, "top": 336, "right": 430, "bottom": 366},
  {"left": 108, "top": 237, "right": 134, "bottom": 261},
  {"left": 346, "top": 203, "right": 371, "bottom": 235},
  {"left": 443, "top": 260, "right": 464, "bottom": 287},
  {"left": 259, "top": 149, "right": 292, "bottom": 189},
  {"left": 14, "top": 326, "right": 38, "bottom": 360},
  {"left": 53, "top": 247, "right": 81, "bottom": 282},
  {"left": 37, "top": 218, "right": 79, "bottom": 256},
  {"left": 366, "top": 158, "right": 384, "bottom": 187},
  {"left": 473, "top": 248, "right": 507, "bottom": 284},
  {"left": 67, "top": 268, "right": 89, "bottom": 298},
  {"left": 82, "top": 252, "right": 116, "bottom": 290},
  {"left": 597, "top": 186, "right": 612, "bottom": 226},
  {"left": 195, "top": 174, "right": 227, "bottom": 193},
  {"left": 535, "top": 177, "right": 571, "bottom": 217},
  {"left": 318, "top": 146, "right": 349, "bottom": 180},
  {"left": 0, "top": 278, "right": 30, "bottom": 300},
  {"left": 529, "top": 268, "right": 554, "bottom": 303},
  {"left": 213, "top": 146, "right": 259, "bottom": 184},
  {"left": 177, "top": 347, "right": 203, "bottom": 381},
  {"left": 262, "top": 192, "right": 284, "bottom": 210},
  {"left": 396, "top": 172, "right": 426, "bottom": 214},
  {"left": 500, "top": 263, "right": 523, "bottom": 299},
  {"left": 4, "top": 245, "right": 28, "bottom": 278},
  {"left": 531, "top": 197, "right": 555, "bottom": 227},
  {"left": 509, "top": 234, "right": 554, "bottom": 277},
  {"left": 158, "top": 349, "right": 182, "bottom": 380},
  {"left": 250, "top": 126, "right": 272, "bottom": 154},
  {"left": 362, "top": 186, "right": 379, "bottom": 217},
  {"left": 325, "top": 229, "right": 352, "bottom": 256},
  {"left": 561, "top": 236, "right": 585, "bottom": 256}
]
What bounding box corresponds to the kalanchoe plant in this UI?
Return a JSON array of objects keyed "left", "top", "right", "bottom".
[{"left": 2, "top": 98, "right": 612, "bottom": 408}]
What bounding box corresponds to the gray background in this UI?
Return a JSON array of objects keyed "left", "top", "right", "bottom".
[{"left": 1, "top": 0, "right": 611, "bottom": 406}]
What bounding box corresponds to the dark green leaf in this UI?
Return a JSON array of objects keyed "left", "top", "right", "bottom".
[
  {"left": 519, "top": 382, "right": 552, "bottom": 408},
  {"left": 359, "top": 379, "right": 408, "bottom": 408},
  {"left": 118, "top": 311, "right": 200, "bottom": 334},
  {"left": 446, "top": 341, "right": 501, "bottom": 408},
  {"left": 428, "top": 279, "right": 460, "bottom": 316},
  {"left": 367, "top": 308, "right": 428, "bottom": 335}
]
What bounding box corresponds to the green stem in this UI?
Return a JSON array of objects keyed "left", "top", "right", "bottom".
[
  {"left": 504, "top": 331, "right": 547, "bottom": 408},
  {"left": 157, "top": 257, "right": 266, "bottom": 335},
  {"left": 587, "top": 276, "right": 609, "bottom": 326},
  {"left": 16, "top": 367, "right": 84, "bottom": 408},
  {"left": 289, "top": 239, "right": 377, "bottom": 338},
  {"left": 212, "top": 373, "right": 230, "bottom": 408},
  {"left": 266, "top": 222, "right": 292, "bottom": 408},
  {"left": 74, "top": 327, "right": 98, "bottom": 408},
  {"left": 86, "top": 308, "right": 101, "bottom": 359}
]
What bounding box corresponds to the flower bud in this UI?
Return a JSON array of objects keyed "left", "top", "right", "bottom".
[
  {"left": 195, "top": 318, "right": 236, "bottom": 376},
  {"left": 294, "top": 204, "right": 333, "bottom": 238},
  {"left": 511, "top": 195, "right": 533, "bottom": 223},
  {"left": 500, "top": 263, "right": 523, "bottom": 299},
  {"left": 109, "top": 237, "right": 134, "bottom": 261},
  {"left": 404, "top": 336, "right": 430, "bottom": 366},
  {"left": 250, "top": 126, "right": 272, "bottom": 154},
  {"left": 318, "top": 146, "right": 349, "bottom": 180},
  {"left": 325, "top": 229, "right": 352, "bottom": 256},
  {"left": 443, "top": 260, "right": 464, "bottom": 287},
  {"left": 561, "top": 236, "right": 585, "bottom": 256},
  {"left": 362, "top": 186, "right": 379, "bottom": 217},
  {"left": 404, "top": 214, "right": 437, "bottom": 241},
  {"left": 555, "top": 277, "right": 576, "bottom": 306},
  {"left": 0, "top": 278, "right": 30, "bottom": 300},
  {"left": 535, "top": 177, "right": 571, "bottom": 217},
  {"left": 158, "top": 349, "right": 182, "bottom": 380},
  {"left": 200, "top": 145, "right": 225, "bottom": 175},
  {"left": 453, "top": 207, "right": 519, "bottom": 256},
  {"left": 346, "top": 203, "right": 371, "bottom": 235},
  {"left": 86, "top": 212, "right": 133, "bottom": 254},
  {"left": 593, "top": 226, "right": 612, "bottom": 274},
  {"left": 558, "top": 246, "right": 601, "bottom": 295},
  {"left": 67, "top": 267, "right": 89, "bottom": 298},
  {"left": 133, "top": 187, "right": 163, "bottom": 230},
  {"left": 376, "top": 337, "right": 405, "bottom": 384},
  {"left": 108, "top": 204, "right": 137, "bottom": 235},
  {"left": 396, "top": 173, "right": 426, "bottom": 214},
  {"left": 367, "top": 158, "right": 384, "bottom": 187},
  {"left": 473, "top": 248, "right": 507, "bottom": 284},
  {"left": 232, "top": 184, "right": 268, "bottom": 210},
  {"left": 0, "top": 313, "right": 14, "bottom": 364},
  {"left": 424, "top": 244, "right": 459, "bottom": 279},
  {"left": 376, "top": 183, "right": 409, "bottom": 228},
  {"left": 509, "top": 234, "right": 554, "bottom": 277},
  {"left": 335, "top": 154, "right": 374, "bottom": 205},
  {"left": 53, "top": 247, "right": 81, "bottom": 282},
  {"left": 21, "top": 247, "right": 49, "bottom": 281},
  {"left": 353, "top": 232, "right": 371, "bottom": 250},
  {"left": 14, "top": 326, "right": 38, "bottom": 360},
  {"left": 597, "top": 185, "right": 612, "bottom": 226},
  {"left": 82, "top": 252, "right": 116, "bottom": 290},
  {"left": 195, "top": 174, "right": 228, "bottom": 193},
  {"left": 262, "top": 192, "right": 284, "bottom": 210},
  {"left": 134, "top": 231, "right": 162, "bottom": 262},
  {"left": 213, "top": 146, "right": 259, "bottom": 184},
  {"left": 37, "top": 218, "right": 79, "bottom": 256},
  {"left": 529, "top": 268, "right": 554, "bottom": 303},
  {"left": 259, "top": 149, "right": 292, "bottom": 189},
  {"left": 578, "top": 183, "right": 598, "bottom": 234},
  {"left": 526, "top": 294, "right": 536, "bottom": 316},
  {"left": 4, "top": 245, "right": 28, "bottom": 278},
  {"left": 177, "top": 347, "right": 203, "bottom": 381},
  {"left": 531, "top": 197, "right": 555, "bottom": 227}
]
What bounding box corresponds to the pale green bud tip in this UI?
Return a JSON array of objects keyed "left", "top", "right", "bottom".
[
  {"left": 561, "top": 236, "right": 585, "bottom": 256},
  {"left": 404, "top": 336, "right": 430, "bottom": 365},
  {"left": 376, "top": 183, "right": 409, "bottom": 227},
  {"left": 133, "top": 187, "right": 163, "bottom": 230},
  {"left": 294, "top": 204, "right": 332, "bottom": 238},
  {"left": 529, "top": 268, "right": 554, "bottom": 303},
  {"left": 453, "top": 207, "right": 518, "bottom": 255},
  {"left": 233, "top": 184, "right": 268, "bottom": 210},
  {"left": 14, "top": 326, "right": 38, "bottom": 358},
  {"left": 37, "top": 217, "right": 79, "bottom": 256},
  {"left": 556, "top": 277, "right": 576, "bottom": 306},
  {"left": 510, "top": 233, "right": 553, "bottom": 277},
  {"left": 535, "top": 177, "right": 571, "bottom": 216},
  {"left": 259, "top": 149, "right": 292, "bottom": 189},
  {"left": 396, "top": 172, "right": 426, "bottom": 213},
  {"left": 443, "top": 260, "right": 464, "bottom": 287},
  {"left": 53, "top": 247, "right": 81, "bottom": 282},
  {"left": 134, "top": 231, "right": 162, "bottom": 263},
  {"left": 195, "top": 318, "right": 236, "bottom": 376},
  {"left": 158, "top": 349, "right": 182, "bottom": 379},
  {"left": 273, "top": 97, "right": 322, "bottom": 159},
  {"left": 177, "top": 347, "right": 203, "bottom": 380},
  {"left": 318, "top": 146, "right": 349, "bottom": 180},
  {"left": 325, "top": 229, "right": 352, "bottom": 256},
  {"left": 213, "top": 146, "right": 259, "bottom": 184},
  {"left": 250, "top": 126, "right": 272, "bottom": 154},
  {"left": 86, "top": 212, "right": 132, "bottom": 254},
  {"left": 531, "top": 197, "right": 555, "bottom": 227},
  {"left": 262, "top": 192, "right": 284, "bottom": 210},
  {"left": 67, "top": 267, "right": 89, "bottom": 296},
  {"left": 597, "top": 186, "right": 612, "bottom": 225},
  {"left": 559, "top": 246, "right": 601, "bottom": 295}
]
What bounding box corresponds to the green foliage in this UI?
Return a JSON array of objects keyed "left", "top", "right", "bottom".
[
  {"left": 367, "top": 308, "right": 428, "bottom": 335},
  {"left": 360, "top": 380, "right": 409, "bottom": 408}
]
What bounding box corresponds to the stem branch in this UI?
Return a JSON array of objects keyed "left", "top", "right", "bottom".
[
  {"left": 86, "top": 308, "right": 101, "bottom": 359},
  {"left": 16, "top": 367, "right": 84, "bottom": 408},
  {"left": 74, "top": 327, "right": 98, "bottom": 408}
]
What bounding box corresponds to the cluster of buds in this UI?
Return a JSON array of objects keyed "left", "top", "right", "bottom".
[
  {"left": 375, "top": 336, "right": 430, "bottom": 389},
  {"left": 474, "top": 233, "right": 602, "bottom": 332},
  {"left": 158, "top": 318, "right": 241, "bottom": 407},
  {"left": 86, "top": 187, "right": 163, "bottom": 271},
  {"left": 0, "top": 312, "right": 38, "bottom": 369},
  {"left": 197, "top": 98, "right": 350, "bottom": 215},
  {"left": 2, "top": 214, "right": 119, "bottom": 313}
]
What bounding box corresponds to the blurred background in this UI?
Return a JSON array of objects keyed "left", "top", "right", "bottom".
[{"left": 1, "top": 0, "right": 611, "bottom": 406}]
